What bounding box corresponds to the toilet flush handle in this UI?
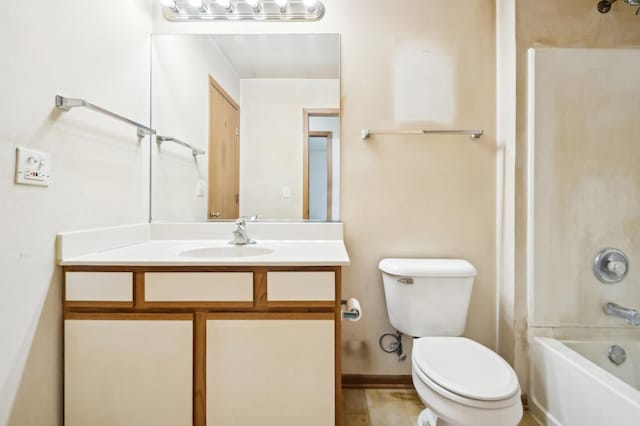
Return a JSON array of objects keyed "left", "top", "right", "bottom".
[{"left": 397, "top": 277, "right": 413, "bottom": 285}]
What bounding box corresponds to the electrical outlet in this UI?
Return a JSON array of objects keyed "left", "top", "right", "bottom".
[{"left": 15, "top": 147, "right": 51, "bottom": 187}]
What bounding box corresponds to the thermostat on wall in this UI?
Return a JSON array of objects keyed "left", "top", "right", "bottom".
[{"left": 15, "top": 147, "right": 52, "bottom": 187}]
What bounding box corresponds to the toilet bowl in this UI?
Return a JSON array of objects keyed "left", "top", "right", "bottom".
[
  {"left": 411, "top": 337, "right": 522, "bottom": 425},
  {"left": 379, "top": 259, "right": 523, "bottom": 426}
]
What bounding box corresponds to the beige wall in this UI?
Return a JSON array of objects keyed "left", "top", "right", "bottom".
[
  {"left": 0, "top": 1, "right": 152, "bottom": 425},
  {"left": 0, "top": 3, "right": 500, "bottom": 423},
  {"left": 153, "top": 0, "right": 497, "bottom": 375},
  {"left": 513, "top": 0, "right": 640, "bottom": 389},
  {"left": 239, "top": 79, "right": 339, "bottom": 219}
]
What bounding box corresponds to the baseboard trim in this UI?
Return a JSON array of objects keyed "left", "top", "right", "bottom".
[{"left": 342, "top": 374, "right": 413, "bottom": 389}]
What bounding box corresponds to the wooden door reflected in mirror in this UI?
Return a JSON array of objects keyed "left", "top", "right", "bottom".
[{"left": 208, "top": 76, "right": 240, "bottom": 220}]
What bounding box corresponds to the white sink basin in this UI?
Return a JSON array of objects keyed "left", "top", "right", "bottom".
[{"left": 179, "top": 245, "right": 275, "bottom": 258}]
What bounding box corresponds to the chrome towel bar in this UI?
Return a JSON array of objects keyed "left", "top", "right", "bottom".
[
  {"left": 156, "top": 136, "right": 206, "bottom": 157},
  {"left": 56, "top": 95, "right": 155, "bottom": 138},
  {"left": 361, "top": 128, "right": 484, "bottom": 141}
]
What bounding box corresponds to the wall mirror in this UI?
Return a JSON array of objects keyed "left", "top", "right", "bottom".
[{"left": 150, "top": 34, "right": 341, "bottom": 222}]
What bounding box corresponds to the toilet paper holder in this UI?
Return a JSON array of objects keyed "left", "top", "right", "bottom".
[{"left": 341, "top": 298, "right": 361, "bottom": 321}]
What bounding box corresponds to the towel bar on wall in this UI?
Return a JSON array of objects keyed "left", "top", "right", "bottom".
[
  {"left": 56, "top": 95, "right": 205, "bottom": 158},
  {"left": 156, "top": 136, "right": 206, "bottom": 157},
  {"left": 361, "top": 128, "right": 484, "bottom": 141},
  {"left": 55, "top": 95, "right": 155, "bottom": 138}
]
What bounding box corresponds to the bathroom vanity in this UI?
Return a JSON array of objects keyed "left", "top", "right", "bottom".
[{"left": 59, "top": 223, "right": 349, "bottom": 426}]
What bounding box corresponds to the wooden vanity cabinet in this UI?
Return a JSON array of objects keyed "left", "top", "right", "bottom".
[
  {"left": 206, "top": 315, "right": 335, "bottom": 426},
  {"left": 63, "top": 267, "right": 342, "bottom": 426},
  {"left": 64, "top": 314, "right": 193, "bottom": 426}
]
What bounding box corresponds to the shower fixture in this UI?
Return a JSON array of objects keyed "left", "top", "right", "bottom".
[
  {"left": 161, "top": 0, "right": 325, "bottom": 21},
  {"left": 597, "top": 0, "right": 640, "bottom": 15}
]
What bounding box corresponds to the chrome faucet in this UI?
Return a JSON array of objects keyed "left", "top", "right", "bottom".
[
  {"left": 604, "top": 302, "right": 640, "bottom": 326},
  {"left": 229, "top": 217, "right": 256, "bottom": 245}
]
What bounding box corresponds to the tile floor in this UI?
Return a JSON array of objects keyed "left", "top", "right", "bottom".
[{"left": 343, "top": 388, "right": 540, "bottom": 426}]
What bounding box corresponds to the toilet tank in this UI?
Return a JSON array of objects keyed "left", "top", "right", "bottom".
[{"left": 379, "top": 258, "right": 477, "bottom": 337}]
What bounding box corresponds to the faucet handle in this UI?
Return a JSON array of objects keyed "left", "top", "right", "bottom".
[{"left": 236, "top": 215, "right": 259, "bottom": 225}]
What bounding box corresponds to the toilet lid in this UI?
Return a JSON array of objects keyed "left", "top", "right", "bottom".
[{"left": 413, "top": 337, "right": 519, "bottom": 401}]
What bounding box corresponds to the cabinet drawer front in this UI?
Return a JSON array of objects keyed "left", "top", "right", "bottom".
[
  {"left": 267, "top": 271, "right": 335, "bottom": 301},
  {"left": 65, "top": 272, "right": 132, "bottom": 302},
  {"left": 145, "top": 273, "right": 253, "bottom": 302}
]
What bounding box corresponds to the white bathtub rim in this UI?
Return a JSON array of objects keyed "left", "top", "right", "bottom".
[{"left": 533, "top": 337, "right": 640, "bottom": 409}]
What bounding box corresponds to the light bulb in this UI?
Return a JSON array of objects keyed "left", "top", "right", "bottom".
[
  {"left": 188, "top": 0, "right": 203, "bottom": 7},
  {"left": 217, "top": 0, "right": 232, "bottom": 8},
  {"left": 246, "top": 0, "right": 261, "bottom": 12},
  {"left": 275, "top": 0, "right": 287, "bottom": 10},
  {"left": 304, "top": 0, "right": 316, "bottom": 7}
]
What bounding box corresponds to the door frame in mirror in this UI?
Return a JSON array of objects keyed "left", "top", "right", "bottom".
[{"left": 302, "top": 108, "right": 340, "bottom": 220}]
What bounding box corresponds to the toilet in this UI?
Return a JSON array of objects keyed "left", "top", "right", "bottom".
[{"left": 379, "top": 258, "right": 523, "bottom": 426}]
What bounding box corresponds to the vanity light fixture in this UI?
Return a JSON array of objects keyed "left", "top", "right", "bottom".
[
  {"left": 160, "top": 0, "right": 181, "bottom": 12},
  {"left": 216, "top": 0, "right": 234, "bottom": 12},
  {"left": 246, "top": 0, "right": 261, "bottom": 12},
  {"left": 188, "top": 0, "right": 208, "bottom": 12},
  {"left": 274, "top": 0, "right": 288, "bottom": 12},
  {"left": 161, "top": 0, "right": 325, "bottom": 21}
]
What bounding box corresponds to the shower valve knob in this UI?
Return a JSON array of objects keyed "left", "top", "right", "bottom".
[
  {"left": 594, "top": 248, "right": 629, "bottom": 284},
  {"left": 607, "top": 260, "right": 627, "bottom": 277}
]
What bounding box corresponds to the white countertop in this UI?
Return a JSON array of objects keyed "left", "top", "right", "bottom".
[
  {"left": 60, "top": 239, "right": 349, "bottom": 266},
  {"left": 58, "top": 223, "right": 350, "bottom": 267}
]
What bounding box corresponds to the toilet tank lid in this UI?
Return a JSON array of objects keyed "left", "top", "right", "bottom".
[{"left": 378, "top": 258, "right": 477, "bottom": 277}]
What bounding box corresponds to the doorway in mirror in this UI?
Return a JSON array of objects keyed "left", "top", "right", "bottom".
[{"left": 303, "top": 109, "right": 340, "bottom": 221}]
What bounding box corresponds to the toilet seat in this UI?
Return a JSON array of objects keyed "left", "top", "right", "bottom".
[{"left": 412, "top": 337, "right": 519, "bottom": 406}]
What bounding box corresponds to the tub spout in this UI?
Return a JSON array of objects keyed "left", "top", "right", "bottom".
[{"left": 604, "top": 302, "right": 640, "bottom": 326}]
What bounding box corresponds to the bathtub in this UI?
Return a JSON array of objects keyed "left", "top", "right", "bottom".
[{"left": 530, "top": 336, "right": 640, "bottom": 426}]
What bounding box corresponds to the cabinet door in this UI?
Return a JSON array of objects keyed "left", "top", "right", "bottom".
[
  {"left": 65, "top": 318, "right": 193, "bottom": 426},
  {"left": 206, "top": 318, "right": 335, "bottom": 426}
]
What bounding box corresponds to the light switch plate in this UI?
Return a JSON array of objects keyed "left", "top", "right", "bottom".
[{"left": 15, "top": 147, "right": 51, "bottom": 187}]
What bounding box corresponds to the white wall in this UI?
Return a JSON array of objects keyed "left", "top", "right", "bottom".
[
  {"left": 239, "top": 79, "right": 340, "bottom": 219},
  {"left": 151, "top": 35, "right": 240, "bottom": 221},
  {"left": 0, "top": 1, "right": 151, "bottom": 424}
]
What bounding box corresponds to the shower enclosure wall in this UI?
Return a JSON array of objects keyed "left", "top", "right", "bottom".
[{"left": 527, "top": 48, "right": 640, "bottom": 425}]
